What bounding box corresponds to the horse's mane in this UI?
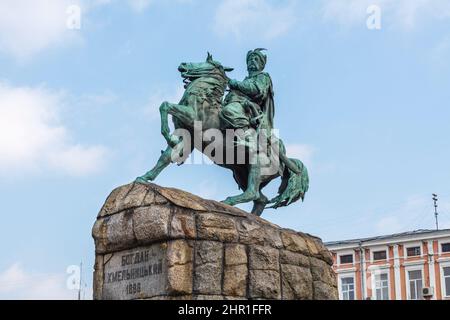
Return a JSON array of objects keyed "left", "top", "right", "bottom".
[{"left": 183, "top": 68, "right": 228, "bottom": 107}]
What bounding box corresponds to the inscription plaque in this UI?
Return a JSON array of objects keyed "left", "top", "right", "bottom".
[{"left": 102, "top": 244, "right": 167, "bottom": 300}]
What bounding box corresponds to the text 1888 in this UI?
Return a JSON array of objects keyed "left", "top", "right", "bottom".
[{"left": 126, "top": 282, "right": 141, "bottom": 295}]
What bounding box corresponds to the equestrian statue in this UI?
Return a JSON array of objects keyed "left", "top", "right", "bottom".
[{"left": 136, "top": 49, "right": 309, "bottom": 216}]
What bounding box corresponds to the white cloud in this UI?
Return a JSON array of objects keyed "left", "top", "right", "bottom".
[
  {"left": 0, "top": 0, "right": 197, "bottom": 59},
  {"left": 375, "top": 216, "right": 403, "bottom": 234},
  {"left": 0, "top": 82, "right": 108, "bottom": 177},
  {"left": 322, "top": 0, "right": 450, "bottom": 30},
  {"left": 128, "top": 0, "right": 153, "bottom": 13},
  {"left": 285, "top": 143, "right": 314, "bottom": 167},
  {"left": 322, "top": 0, "right": 372, "bottom": 27},
  {"left": 373, "top": 194, "right": 450, "bottom": 235},
  {"left": 92, "top": 0, "right": 113, "bottom": 6},
  {"left": 213, "top": 0, "right": 297, "bottom": 40},
  {"left": 0, "top": 263, "right": 76, "bottom": 300},
  {"left": 106, "top": 0, "right": 192, "bottom": 13},
  {"left": 0, "top": 0, "right": 84, "bottom": 61},
  {"left": 48, "top": 144, "right": 108, "bottom": 176}
]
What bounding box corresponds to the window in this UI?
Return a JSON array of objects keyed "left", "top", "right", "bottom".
[
  {"left": 341, "top": 277, "right": 355, "bottom": 300},
  {"left": 340, "top": 254, "right": 353, "bottom": 264},
  {"left": 408, "top": 270, "right": 423, "bottom": 300},
  {"left": 443, "top": 266, "right": 450, "bottom": 297},
  {"left": 374, "top": 273, "right": 389, "bottom": 300},
  {"left": 407, "top": 246, "right": 421, "bottom": 257},
  {"left": 442, "top": 243, "right": 450, "bottom": 253},
  {"left": 373, "top": 250, "right": 387, "bottom": 261}
]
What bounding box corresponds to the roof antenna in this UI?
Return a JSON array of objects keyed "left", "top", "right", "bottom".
[{"left": 432, "top": 194, "right": 439, "bottom": 231}]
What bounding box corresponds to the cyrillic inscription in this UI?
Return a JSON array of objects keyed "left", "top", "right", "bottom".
[{"left": 102, "top": 244, "right": 167, "bottom": 299}]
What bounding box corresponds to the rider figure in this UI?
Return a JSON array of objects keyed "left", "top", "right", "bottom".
[
  {"left": 220, "top": 48, "right": 301, "bottom": 180},
  {"left": 219, "top": 48, "right": 274, "bottom": 136}
]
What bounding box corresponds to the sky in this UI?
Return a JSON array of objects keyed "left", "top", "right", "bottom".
[{"left": 0, "top": 0, "right": 450, "bottom": 299}]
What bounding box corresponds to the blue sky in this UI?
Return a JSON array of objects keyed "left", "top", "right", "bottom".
[{"left": 1, "top": 0, "right": 450, "bottom": 299}]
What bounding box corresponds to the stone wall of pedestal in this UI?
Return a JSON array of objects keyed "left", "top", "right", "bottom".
[{"left": 92, "top": 182, "right": 338, "bottom": 300}]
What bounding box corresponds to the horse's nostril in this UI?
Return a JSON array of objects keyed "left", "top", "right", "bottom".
[{"left": 178, "top": 63, "right": 187, "bottom": 72}]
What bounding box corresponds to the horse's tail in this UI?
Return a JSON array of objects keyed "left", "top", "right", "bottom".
[{"left": 268, "top": 158, "right": 309, "bottom": 209}]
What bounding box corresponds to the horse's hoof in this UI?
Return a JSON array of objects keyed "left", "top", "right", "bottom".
[
  {"left": 221, "top": 197, "right": 235, "bottom": 206},
  {"left": 135, "top": 177, "right": 149, "bottom": 184}
]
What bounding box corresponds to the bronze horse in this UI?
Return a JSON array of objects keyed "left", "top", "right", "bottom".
[{"left": 136, "top": 53, "right": 308, "bottom": 216}]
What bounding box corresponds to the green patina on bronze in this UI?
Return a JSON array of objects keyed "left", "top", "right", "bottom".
[{"left": 136, "top": 49, "right": 309, "bottom": 216}]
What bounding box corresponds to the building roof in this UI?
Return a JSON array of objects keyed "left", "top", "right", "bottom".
[{"left": 325, "top": 228, "right": 450, "bottom": 248}]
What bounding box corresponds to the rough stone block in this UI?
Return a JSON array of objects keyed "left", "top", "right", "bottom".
[
  {"left": 98, "top": 184, "right": 134, "bottom": 217},
  {"left": 93, "top": 255, "right": 104, "bottom": 300},
  {"left": 310, "top": 257, "right": 337, "bottom": 287},
  {"left": 193, "top": 241, "right": 223, "bottom": 295},
  {"left": 313, "top": 281, "right": 339, "bottom": 300},
  {"left": 223, "top": 264, "right": 247, "bottom": 297},
  {"left": 133, "top": 205, "right": 171, "bottom": 243},
  {"left": 167, "top": 263, "right": 193, "bottom": 295},
  {"left": 93, "top": 183, "right": 337, "bottom": 300},
  {"left": 224, "top": 244, "right": 247, "bottom": 266},
  {"left": 104, "top": 211, "right": 136, "bottom": 252},
  {"left": 249, "top": 270, "right": 281, "bottom": 299},
  {"left": 196, "top": 213, "right": 238, "bottom": 242},
  {"left": 279, "top": 250, "right": 310, "bottom": 268},
  {"left": 121, "top": 183, "right": 150, "bottom": 209},
  {"left": 92, "top": 218, "right": 107, "bottom": 253},
  {"left": 171, "top": 210, "right": 196, "bottom": 239},
  {"left": 281, "top": 264, "right": 313, "bottom": 299},
  {"left": 249, "top": 245, "right": 279, "bottom": 271},
  {"left": 237, "top": 220, "right": 282, "bottom": 248},
  {"left": 281, "top": 231, "right": 309, "bottom": 254},
  {"left": 167, "top": 240, "right": 193, "bottom": 266}
]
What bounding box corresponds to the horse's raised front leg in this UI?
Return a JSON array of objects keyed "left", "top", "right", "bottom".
[
  {"left": 135, "top": 146, "right": 173, "bottom": 183},
  {"left": 136, "top": 139, "right": 192, "bottom": 183},
  {"left": 159, "top": 101, "right": 196, "bottom": 147},
  {"left": 159, "top": 101, "right": 172, "bottom": 145}
]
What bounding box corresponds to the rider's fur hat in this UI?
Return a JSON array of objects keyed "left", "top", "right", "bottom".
[{"left": 246, "top": 48, "right": 267, "bottom": 68}]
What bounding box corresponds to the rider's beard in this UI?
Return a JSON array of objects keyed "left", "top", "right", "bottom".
[{"left": 247, "top": 63, "right": 262, "bottom": 76}]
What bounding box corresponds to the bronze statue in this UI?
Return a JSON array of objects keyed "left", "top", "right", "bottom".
[
  {"left": 220, "top": 48, "right": 274, "bottom": 133},
  {"left": 136, "top": 50, "right": 309, "bottom": 216}
]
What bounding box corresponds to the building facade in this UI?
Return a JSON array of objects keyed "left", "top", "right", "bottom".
[{"left": 326, "top": 229, "right": 450, "bottom": 300}]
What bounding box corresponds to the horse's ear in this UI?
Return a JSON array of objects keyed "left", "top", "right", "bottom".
[
  {"left": 224, "top": 66, "right": 234, "bottom": 72},
  {"left": 206, "top": 52, "right": 213, "bottom": 63}
]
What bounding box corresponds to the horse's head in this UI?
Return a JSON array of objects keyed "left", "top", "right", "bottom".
[{"left": 178, "top": 52, "right": 233, "bottom": 87}]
